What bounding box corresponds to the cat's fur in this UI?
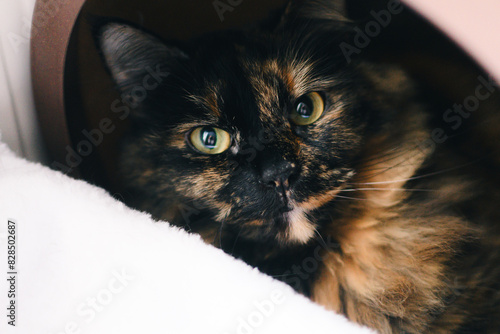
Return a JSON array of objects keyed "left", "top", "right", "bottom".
[{"left": 94, "top": 1, "right": 500, "bottom": 332}]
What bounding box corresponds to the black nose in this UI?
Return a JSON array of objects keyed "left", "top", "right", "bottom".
[{"left": 260, "top": 160, "right": 298, "bottom": 189}]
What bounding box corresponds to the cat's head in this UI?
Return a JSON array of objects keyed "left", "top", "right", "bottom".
[{"left": 95, "top": 0, "right": 427, "bottom": 246}]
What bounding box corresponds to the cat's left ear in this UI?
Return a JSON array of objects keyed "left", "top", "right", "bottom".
[{"left": 94, "top": 21, "right": 189, "bottom": 103}]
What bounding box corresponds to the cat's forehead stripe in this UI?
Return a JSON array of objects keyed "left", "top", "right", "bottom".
[
  {"left": 242, "top": 57, "right": 326, "bottom": 124},
  {"left": 282, "top": 69, "right": 296, "bottom": 94},
  {"left": 241, "top": 58, "right": 283, "bottom": 124},
  {"left": 288, "top": 58, "right": 318, "bottom": 97},
  {"left": 185, "top": 84, "right": 221, "bottom": 117}
]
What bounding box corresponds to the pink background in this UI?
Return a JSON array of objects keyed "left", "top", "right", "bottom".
[{"left": 405, "top": 0, "right": 500, "bottom": 81}]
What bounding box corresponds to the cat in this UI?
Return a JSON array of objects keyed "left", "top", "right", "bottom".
[{"left": 94, "top": 0, "right": 500, "bottom": 332}]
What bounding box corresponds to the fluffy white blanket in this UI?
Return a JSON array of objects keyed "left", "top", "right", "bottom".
[{"left": 0, "top": 141, "right": 372, "bottom": 334}]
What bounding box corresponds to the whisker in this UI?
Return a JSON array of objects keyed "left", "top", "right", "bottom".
[
  {"left": 218, "top": 219, "right": 225, "bottom": 248},
  {"left": 355, "top": 162, "right": 423, "bottom": 175},
  {"left": 270, "top": 273, "right": 298, "bottom": 279},
  {"left": 353, "top": 146, "right": 410, "bottom": 168},
  {"left": 351, "top": 143, "right": 408, "bottom": 165},
  {"left": 340, "top": 188, "right": 438, "bottom": 192},
  {"left": 230, "top": 228, "right": 244, "bottom": 256},
  {"left": 314, "top": 229, "right": 328, "bottom": 249},
  {"left": 351, "top": 157, "right": 485, "bottom": 185},
  {"left": 354, "top": 159, "right": 418, "bottom": 182},
  {"left": 351, "top": 138, "right": 441, "bottom": 180},
  {"left": 334, "top": 195, "right": 370, "bottom": 201},
  {"left": 212, "top": 218, "right": 226, "bottom": 248}
]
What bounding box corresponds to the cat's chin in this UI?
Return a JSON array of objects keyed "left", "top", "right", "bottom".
[{"left": 277, "top": 207, "right": 316, "bottom": 245}]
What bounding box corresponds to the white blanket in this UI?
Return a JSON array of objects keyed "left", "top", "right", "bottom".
[{"left": 0, "top": 141, "right": 372, "bottom": 334}]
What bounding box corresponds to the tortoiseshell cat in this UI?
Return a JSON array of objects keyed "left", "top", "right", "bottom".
[{"left": 95, "top": 1, "right": 500, "bottom": 332}]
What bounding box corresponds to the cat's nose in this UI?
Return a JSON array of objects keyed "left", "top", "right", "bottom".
[{"left": 260, "top": 160, "right": 298, "bottom": 189}]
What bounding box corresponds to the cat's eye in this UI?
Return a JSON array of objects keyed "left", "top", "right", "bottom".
[
  {"left": 188, "top": 126, "right": 232, "bottom": 155},
  {"left": 290, "top": 92, "right": 325, "bottom": 126}
]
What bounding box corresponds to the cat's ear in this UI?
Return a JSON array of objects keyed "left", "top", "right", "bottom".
[{"left": 94, "top": 21, "right": 188, "bottom": 104}]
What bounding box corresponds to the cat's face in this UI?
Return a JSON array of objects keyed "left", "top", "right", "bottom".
[{"left": 95, "top": 4, "right": 389, "bottom": 246}]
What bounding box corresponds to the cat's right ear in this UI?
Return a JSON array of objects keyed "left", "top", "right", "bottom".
[{"left": 93, "top": 20, "right": 189, "bottom": 107}]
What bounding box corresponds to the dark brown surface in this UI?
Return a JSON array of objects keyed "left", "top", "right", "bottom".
[{"left": 31, "top": 0, "right": 87, "bottom": 177}]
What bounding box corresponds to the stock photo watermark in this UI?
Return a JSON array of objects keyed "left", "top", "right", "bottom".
[
  {"left": 213, "top": 0, "right": 244, "bottom": 22},
  {"left": 7, "top": 0, "right": 67, "bottom": 54},
  {"left": 51, "top": 64, "right": 169, "bottom": 174},
  {"left": 340, "top": 0, "right": 404, "bottom": 63},
  {"left": 175, "top": 127, "right": 281, "bottom": 227},
  {"left": 222, "top": 289, "right": 285, "bottom": 334},
  {"left": 47, "top": 268, "right": 134, "bottom": 334},
  {"left": 5, "top": 219, "right": 17, "bottom": 327},
  {"left": 281, "top": 236, "right": 339, "bottom": 291},
  {"left": 219, "top": 237, "right": 339, "bottom": 333},
  {"left": 418, "top": 75, "right": 498, "bottom": 153}
]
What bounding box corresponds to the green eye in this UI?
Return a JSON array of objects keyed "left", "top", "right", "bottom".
[
  {"left": 189, "top": 126, "right": 232, "bottom": 154},
  {"left": 290, "top": 92, "right": 325, "bottom": 125}
]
